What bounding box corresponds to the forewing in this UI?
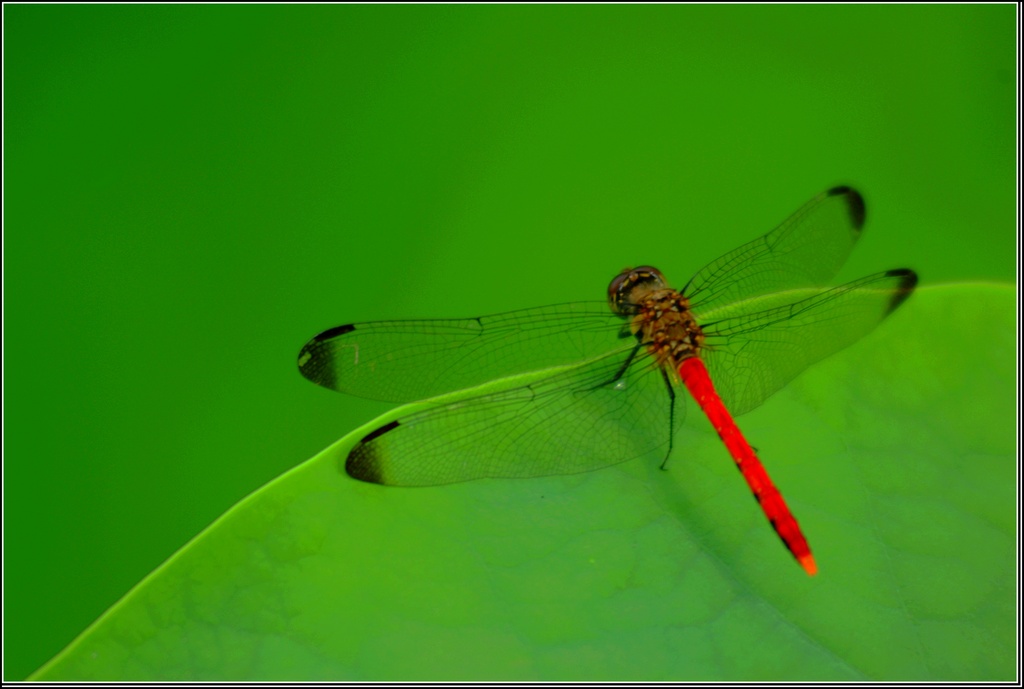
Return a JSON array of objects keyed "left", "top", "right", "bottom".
[
  {"left": 685, "top": 187, "right": 867, "bottom": 319},
  {"left": 700, "top": 269, "right": 917, "bottom": 416},
  {"left": 298, "top": 302, "right": 625, "bottom": 403},
  {"left": 344, "top": 347, "right": 684, "bottom": 486}
]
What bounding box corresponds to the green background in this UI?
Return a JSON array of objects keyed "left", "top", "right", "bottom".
[{"left": 4, "top": 4, "right": 1015, "bottom": 681}]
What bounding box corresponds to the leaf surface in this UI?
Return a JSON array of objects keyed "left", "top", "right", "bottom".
[{"left": 31, "top": 284, "right": 1015, "bottom": 681}]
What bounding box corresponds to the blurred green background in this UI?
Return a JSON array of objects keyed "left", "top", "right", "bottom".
[{"left": 4, "top": 4, "right": 1015, "bottom": 681}]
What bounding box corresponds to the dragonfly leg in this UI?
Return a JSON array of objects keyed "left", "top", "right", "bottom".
[
  {"left": 659, "top": 366, "right": 675, "bottom": 471},
  {"left": 577, "top": 342, "right": 644, "bottom": 393}
]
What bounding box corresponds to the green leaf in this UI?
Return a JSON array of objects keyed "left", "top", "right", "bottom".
[{"left": 30, "top": 284, "right": 1015, "bottom": 681}]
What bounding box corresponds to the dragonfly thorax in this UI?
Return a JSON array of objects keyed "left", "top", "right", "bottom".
[
  {"left": 607, "top": 266, "right": 706, "bottom": 369},
  {"left": 630, "top": 289, "right": 706, "bottom": 370}
]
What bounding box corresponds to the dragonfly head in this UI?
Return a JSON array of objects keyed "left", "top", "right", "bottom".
[{"left": 608, "top": 265, "right": 667, "bottom": 315}]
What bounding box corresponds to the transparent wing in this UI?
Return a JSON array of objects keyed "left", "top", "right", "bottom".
[
  {"left": 298, "top": 301, "right": 627, "bottom": 403},
  {"left": 700, "top": 269, "right": 917, "bottom": 417},
  {"left": 685, "top": 186, "right": 867, "bottom": 319},
  {"left": 344, "top": 347, "right": 686, "bottom": 486}
]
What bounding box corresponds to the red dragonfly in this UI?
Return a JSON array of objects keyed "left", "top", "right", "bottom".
[{"left": 298, "top": 187, "right": 916, "bottom": 576}]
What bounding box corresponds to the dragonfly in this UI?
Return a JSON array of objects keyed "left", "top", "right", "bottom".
[{"left": 298, "top": 186, "right": 917, "bottom": 576}]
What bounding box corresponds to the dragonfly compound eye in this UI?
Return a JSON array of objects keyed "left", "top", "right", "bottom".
[{"left": 607, "top": 265, "right": 667, "bottom": 314}]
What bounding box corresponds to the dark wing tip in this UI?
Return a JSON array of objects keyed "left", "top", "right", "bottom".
[
  {"left": 827, "top": 186, "right": 866, "bottom": 232},
  {"left": 297, "top": 324, "right": 357, "bottom": 386},
  {"left": 885, "top": 268, "right": 918, "bottom": 314},
  {"left": 296, "top": 341, "right": 328, "bottom": 385},
  {"left": 314, "top": 323, "right": 356, "bottom": 342},
  {"left": 345, "top": 420, "right": 400, "bottom": 483}
]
